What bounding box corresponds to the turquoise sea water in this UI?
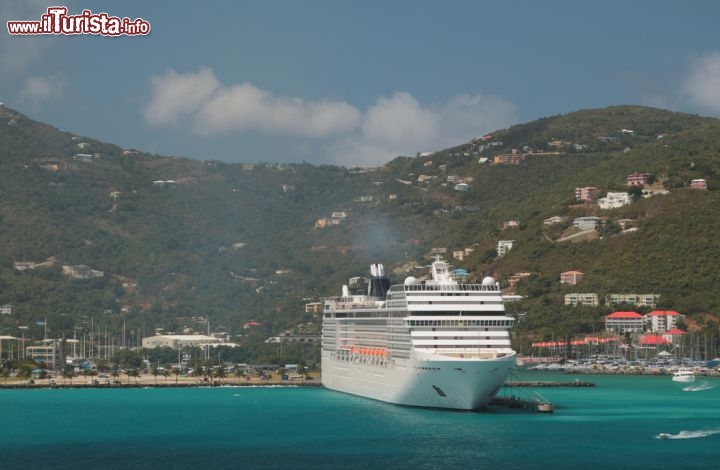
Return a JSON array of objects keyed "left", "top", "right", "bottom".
[{"left": 1, "top": 372, "right": 719, "bottom": 469}]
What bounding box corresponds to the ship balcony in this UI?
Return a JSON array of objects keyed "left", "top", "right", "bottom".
[{"left": 415, "top": 349, "right": 515, "bottom": 360}]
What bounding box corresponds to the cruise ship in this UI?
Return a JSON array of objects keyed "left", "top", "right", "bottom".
[{"left": 321, "top": 258, "right": 516, "bottom": 410}]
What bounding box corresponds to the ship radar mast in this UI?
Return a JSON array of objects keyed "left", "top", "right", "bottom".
[{"left": 426, "top": 256, "right": 457, "bottom": 286}]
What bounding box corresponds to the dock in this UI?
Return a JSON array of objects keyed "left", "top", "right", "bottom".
[
  {"left": 503, "top": 380, "right": 594, "bottom": 387},
  {"left": 487, "top": 396, "right": 555, "bottom": 413}
]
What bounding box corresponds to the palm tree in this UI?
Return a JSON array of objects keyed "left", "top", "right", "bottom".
[
  {"left": 62, "top": 368, "right": 75, "bottom": 385},
  {"left": 213, "top": 366, "right": 226, "bottom": 384}
]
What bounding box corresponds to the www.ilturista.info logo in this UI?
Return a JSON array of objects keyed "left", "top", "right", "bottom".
[{"left": 7, "top": 6, "right": 150, "bottom": 36}]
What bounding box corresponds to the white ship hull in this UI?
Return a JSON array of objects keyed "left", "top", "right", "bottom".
[{"left": 322, "top": 350, "right": 516, "bottom": 410}]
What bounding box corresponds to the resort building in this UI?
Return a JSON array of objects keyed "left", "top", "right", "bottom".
[
  {"left": 606, "top": 293, "right": 660, "bottom": 309},
  {"left": 605, "top": 311, "right": 644, "bottom": 333},
  {"left": 564, "top": 293, "right": 599, "bottom": 307},
  {"left": 644, "top": 310, "right": 684, "bottom": 333}
]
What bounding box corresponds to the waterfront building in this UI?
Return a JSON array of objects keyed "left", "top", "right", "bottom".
[
  {"left": 141, "top": 334, "right": 232, "bottom": 350},
  {"left": 605, "top": 311, "right": 643, "bottom": 333},
  {"left": 645, "top": 310, "right": 683, "bottom": 333}
]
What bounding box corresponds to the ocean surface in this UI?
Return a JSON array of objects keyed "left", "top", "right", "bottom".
[{"left": 1, "top": 371, "right": 719, "bottom": 469}]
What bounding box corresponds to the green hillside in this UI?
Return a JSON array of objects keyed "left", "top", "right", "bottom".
[{"left": 2, "top": 104, "right": 720, "bottom": 359}]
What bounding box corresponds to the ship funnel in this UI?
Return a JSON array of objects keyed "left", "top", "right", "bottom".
[{"left": 368, "top": 263, "right": 390, "bottom": 299}]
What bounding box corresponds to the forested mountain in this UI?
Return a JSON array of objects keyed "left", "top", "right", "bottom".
[{"left": 1, "top": 104, "right": 719, "bottom": 353}]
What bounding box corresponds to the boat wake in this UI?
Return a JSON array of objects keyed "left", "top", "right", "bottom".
[
  {"left": 683, "top": 381, "right": 715, "bottom": 392},
  {"left": 656, "top": 429, "right": 720, "bottom": 440}
]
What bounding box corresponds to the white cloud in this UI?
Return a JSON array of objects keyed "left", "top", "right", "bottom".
[
  {"left": 18, "top": 74, "right": 67, "bottom": 105},
  {"left": 0, "top": 0, "right": 66, "bottom": 74},
  {"left": 143, "top": 67, "right": 361, "bottom": 138},
  {"left": 329, "top": 92, "right": 517, "bottom": 166},
  {"left": 143, "top": 67, "right": 220, "bottom": 126},
  {"left": 143, "top": 67, "right": 518, "bottom": 166},
  {"left": 681, "top": 51, "right": 720, "bottom": 113}
]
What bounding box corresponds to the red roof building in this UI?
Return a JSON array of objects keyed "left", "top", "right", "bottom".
[
  {"left": 605, "top": 311, "right": 643, "bottom": 333},
  {"left": 639, "top": 334, "right": 672, "bottom": 346},
  {"left": 645, "top": 310, "right": 683, "bottom": 333}
]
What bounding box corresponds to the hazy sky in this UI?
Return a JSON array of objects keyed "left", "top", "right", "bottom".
[{"left": 2, "top": 0, "right": 720, "bottom": 166}]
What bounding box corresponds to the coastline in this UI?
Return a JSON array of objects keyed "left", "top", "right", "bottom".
[{"left": 0, "top": 372, "right": 322, "bottom": 390}]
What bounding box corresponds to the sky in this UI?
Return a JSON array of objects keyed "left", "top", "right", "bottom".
[{"left": 2, "top": 0, "right": 720, "bottom": 167}]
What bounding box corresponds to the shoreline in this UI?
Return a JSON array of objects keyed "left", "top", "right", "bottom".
[{"left": 0, "top": 372, "right": 322, "bottom": 390}]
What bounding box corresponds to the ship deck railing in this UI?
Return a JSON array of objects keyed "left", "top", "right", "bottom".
[{"left": 401, "top": 284, "right": 499, "bottom": 293}]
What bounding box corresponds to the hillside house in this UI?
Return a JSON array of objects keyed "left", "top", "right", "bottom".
[
  {"left": 564, "top": 293, "right": 599, "bottom": 306},
  {"left": 13, "top": 261, "right": 36, "bottom": 271},
  {"left": 543, "top": 215, "right": 568, "bottom": 225},
  {"left": 626, "top": 173, "right": 650, "bottom": 186},
  {"left": 508, "top": 271, "right": 533, "bottom": 288},
  {"left": 572, "top": 216, "right": 602, "bottom": 231},
  {"left": 0, "top": 304, "right": 13, "bottom": 315},
  {"left": 494, "top": 153, "right": 525, "bottom": 165},
  {"left": 502, "top": 219, "right": 519, "bottom": 230},
  {"left": 560, "top": 270, "right": 584, "bottom": 285},
  {"left": 496, "top": 240, "right": 515, "bottom": 257},
  {"left": 598, "top": 192, "right": 632, "bottom": 209},
  {"left": 314, "top": 218, "right": 341, "bottom": 229},
  {"left": 454, "top": 183, "right": 469, "bottom": 191},
  {"left": 691, "top": 179, "right": 707, "bottom": 190},
  {"left": 73, "top": 153, "right": 93, "bottom": 162},
  {"left": 62, "top": 265, "right": 104, "bottom": 279},
  {"left": 575, "top": 186, "right": 600, "bottom": 202},
  {"left": 305, "top": 302, "right": 323, "bottom": 314},
  {"left": 605, "top": 311, "right": 644, "bottom": 333}
]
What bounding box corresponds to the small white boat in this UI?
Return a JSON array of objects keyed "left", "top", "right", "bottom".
[{"left": 672, "top": 368, "right": 695, "bottom": 383}]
